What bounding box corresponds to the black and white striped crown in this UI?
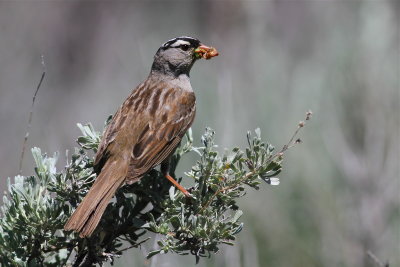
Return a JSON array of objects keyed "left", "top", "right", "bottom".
[{"left": 162, "top": 36, "right": 201, "bottom": 49}]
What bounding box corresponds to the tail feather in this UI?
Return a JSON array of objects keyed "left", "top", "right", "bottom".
[{"left": 64, "top": 160, "right": 126, "bottom": 238}]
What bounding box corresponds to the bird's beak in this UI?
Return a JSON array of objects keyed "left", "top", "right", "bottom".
[{"left": 194, "top": 44, "right": 219, "bottom": 60}]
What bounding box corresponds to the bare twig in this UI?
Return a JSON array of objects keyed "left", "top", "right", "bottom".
[
  {"left": 19, "top": 55, "right": 46, "bottom": 175},
  {"left": 271, "top": 109, "right": 312, "bottom": 160},
  {"left": 367, "top": 250, "right": 389, "bottom": 267},
  {"left": 117, "top": 237, "right": 151, "bottom": 253}
]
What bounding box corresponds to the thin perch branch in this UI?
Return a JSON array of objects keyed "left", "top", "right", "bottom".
[
  {"left": 367, "top": 250, "right": 389, "bottom": 267},
  {"left": 19, "top": 55, "right": 46, "bottom": 175}
]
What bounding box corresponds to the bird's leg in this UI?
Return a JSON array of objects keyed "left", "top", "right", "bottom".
[
  {"left": 164, "top": 174, "right": 191, "bottom": 197},
  {"left": 161, "top": 158, "right": 191, "bottom": 197}
]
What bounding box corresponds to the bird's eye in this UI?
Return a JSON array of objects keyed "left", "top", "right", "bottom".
[{"left": 180, "top": 44, "right": 190, "bottom": 51}]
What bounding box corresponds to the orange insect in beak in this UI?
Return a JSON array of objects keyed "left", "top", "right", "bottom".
[{"left": 194, "top": 44, "right": 219, "bottom": 59}]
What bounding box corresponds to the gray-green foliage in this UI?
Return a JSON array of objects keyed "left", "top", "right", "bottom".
[
  {"left": 0, "top": 120, "right": 291, "bottom": 266},
  {"left": 146, "top": 128, "right": 282, "bottom": 262}
]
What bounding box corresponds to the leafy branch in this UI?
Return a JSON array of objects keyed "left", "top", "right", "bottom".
[{"left": 0, "top": 112, "right": 311, "bottom": 266}]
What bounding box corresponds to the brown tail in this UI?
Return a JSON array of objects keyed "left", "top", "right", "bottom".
[{"left": 64, "top": 159, "right": 127, "bottom": 238}]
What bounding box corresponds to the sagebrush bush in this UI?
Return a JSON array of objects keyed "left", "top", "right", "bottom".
[{"left": 0, "top": 112, "right": 310, "bottom": 266}]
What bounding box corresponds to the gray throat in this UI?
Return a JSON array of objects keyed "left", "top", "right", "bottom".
[{"left": 150, "top": 71, "right": 193, "bottom": 92}]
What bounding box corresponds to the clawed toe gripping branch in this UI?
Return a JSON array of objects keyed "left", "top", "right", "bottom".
[{"left": 0, "top": 112, "right": 311, "bottom": 266}]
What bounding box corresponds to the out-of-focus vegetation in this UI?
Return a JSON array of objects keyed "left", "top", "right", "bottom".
[{"left": 0, "top": 1, "right": 398, "bottom": 267}]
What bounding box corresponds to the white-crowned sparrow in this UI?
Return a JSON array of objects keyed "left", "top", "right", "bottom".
[{"left": 64, "top": 36, "right": 218, "bottom": 237}]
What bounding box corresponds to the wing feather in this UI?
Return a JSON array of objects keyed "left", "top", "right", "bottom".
[
  {"left": 127, "top": 87, "right": 196, "bottom": 179},
  {"left": 94, "top": 80, "right": 148, "bottom": 171},
  {"left": 93, "top": 78, "right": 196, "bottom": 181}
]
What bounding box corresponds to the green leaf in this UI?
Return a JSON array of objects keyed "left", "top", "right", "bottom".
[
  {"left": 230, "top": 210, "right": 243, "bottom": 223},
  {"left": 147, "top": 249, "right": 162, "bottom": 259}
]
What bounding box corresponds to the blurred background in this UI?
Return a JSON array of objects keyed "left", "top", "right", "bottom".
[{"left": 0, "top": 1, "right": 398, "bottom": 266}]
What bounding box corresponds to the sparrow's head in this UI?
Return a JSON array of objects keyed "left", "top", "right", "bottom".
[{"left": 151, "top": 36, "right": 218, "bottom": 77}]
